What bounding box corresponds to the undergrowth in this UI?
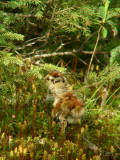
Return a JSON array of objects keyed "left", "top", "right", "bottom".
[{"left": 0, "top": 53, "right": 120, "bottom": 160}]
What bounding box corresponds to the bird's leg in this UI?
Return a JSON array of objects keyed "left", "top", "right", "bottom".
[{"left": 59, "top": 114, "right": 67, "bottom": 133}]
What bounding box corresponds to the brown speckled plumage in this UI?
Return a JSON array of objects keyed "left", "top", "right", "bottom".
[{"left": 45, "top": 71, "right": 85, "bottom": 132}]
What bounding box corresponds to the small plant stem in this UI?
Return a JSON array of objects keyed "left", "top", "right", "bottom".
[
  {"left": 34, "top": 99, "right": 37, "bottom": 136},
  {"left": 44, "top": 90, "right": 47, "bottom": 111},
  {"left": 60, "top": 133, "right": 65, "bottom": 159},
  {"left": 20, "top": 154, "right": 23, "bottom": 160},
  {"left": 87, "top": 26, "right": 102, "bottom": 80},
  {"left": 15, "top": 87, "right": 18, "bottom": 114},
  {"left": 104, "top": 86, "right": 120, "bottom": 109},
  {"left": 84, "top": 26, "right": 102, "bottom": 100}
]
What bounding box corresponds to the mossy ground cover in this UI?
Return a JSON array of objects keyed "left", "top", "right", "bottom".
[{"left": 0, "top": 60, "right": 120, "bottom": 160}]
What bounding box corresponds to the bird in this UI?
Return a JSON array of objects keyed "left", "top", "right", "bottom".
[{"left": 45, "top": 71, "right": 85, "bottom": 133}]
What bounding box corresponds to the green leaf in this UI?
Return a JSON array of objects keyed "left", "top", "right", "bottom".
[
  {"left": 99, "top": 6, "right": 105, "bottom": 19},
  {"left": 110, "top": 46, "right": 120, "bottom": 64},
  {"left": 6, "top": 52, "right": 13, "bottom": 57},
  {"left": 101, "top": 27, "right": 108, "bottom": 38},
  {"left": 99, "top": 1, "right": 110, "bottom": 22},
  {"left": 107, "top": 20, "right": 118, "bottom": 36},
  {"left": 106, "top": 12, "right": 118, "bottom": 20}
]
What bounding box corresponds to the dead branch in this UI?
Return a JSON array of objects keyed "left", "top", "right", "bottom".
[
  {"left": 3, "top": 12, "right": 39, "bottom": 18},
  {"left": 23, "top": 50, "right": 109, "bottom": 61}
]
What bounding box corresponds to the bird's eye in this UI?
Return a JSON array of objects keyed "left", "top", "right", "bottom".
[
  {"left": 51, "top": 79, "right": 54, "bottom": 82},
  {"left": 46, "top": 77, "right": 50, "bottom": 81}
]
